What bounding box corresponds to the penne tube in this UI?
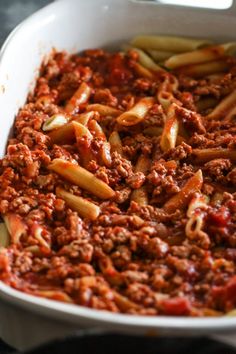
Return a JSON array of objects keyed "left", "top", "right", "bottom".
[
  {"left": 134, "top": 155, "right": 150, "bottom": 173},
  {"left": 86, "top": 104, "right": 122, "bottom": 117},
  {"left": 221, "top": 42, "right": 236, "bottom": 55},
  {"left": 48, "top": 111, "right": 94, "bottom": 144},
  {"left": 72, "top": 121, "right": 93, "bottom": 168},
  {"left": 160, "top": 104, "right": 179, "bottom": 152},
  {"left": 109, "top": 131, "right": 123, "bottom": 156},
  {"left": 224, "top": 105, "right": 236, "bottom": 121},
  {"left": 125, "top": 46, "right": 164, "bottom": 72},
  {"left": 131, "top": 35, "right": 211, "bottom": 53},
  {"left": 56, "top": 187, "right": 100, "bottom": 221},
  {"left": 206, "top": 90, "right": 236, "bottom": 120},
  {"left": 147, "top": 49, "right": 176, "bottom": 62},
  {"left": 0, "top": 223, "right": 10, "bottom": 247},
  {"left": 165, "top": 45, "right": 227, "bottom": 69},
  {"left": 226, "top": 309, "right": 236, "bottom": 317},
  {"left": 33, "top": 225, "right": 51, "bottom": 251},
  {"left": 176, "top": 60, "right": 228, "bottom": 79},
  {"left": 160, "top": 74, "right": 179, "bottom": 93},
  {"left": 164, "top": 170, "right": 203, "bottom": 213},
  {"left": 192, "top": 148, "right": 236, "bottom": 163},
  {"left": 49, "top": 159, "right": 115, "bottom": 199},
  {"left": 131, "top": 155, "right": 150, "bottom": 206},
  {"left": 42, "top": 113, "right": 68, "bottom": 132},
  {"left": 34, "top": 290, "right": 74, "bottom": 303},
  {"left": 132, "top": 62, "right": 154, "bottom": 79},
  {"left": 98, "top": 254, "right": 123, "bottom": 285},
  {"left": 72, "top": 121, "right": 93, "bottom": 140},
  {"left": 74, "top": 111, "right": 95, "bottom": 125},
  {"left": 65, "top": 82, "right": 91, "bottom": 114},
  {"left": 116, "top": 97, "right": 154, "bottom": 126},
  {"left": 187, "top": 193, "right": 209, "bottom": 218},
  {"left": 143, "top": 126, "right": 163, "bottom": 136},
  {"left": 185, "top": 213, "right": 209, "bottom": 249},
  {"left": 88, "top": 119, "right": 106, "bottom": 140},
  {"left": 157, "top": 91, "right": 179, "bottom": 110},
  {"left": 196, "top": 97, "right": 218, "bottom": 112},
  {"left": 131, "top": 186, "right": 148, "bottom": 206},
  {"left": 100, "top": 141, "right": 112, "bottom": 167},
  {"left": 4, "top": 213, "right": 27, "bottom": 244},
  {"left": 113, "top": 291, "right": 140, "bottom": 311}
]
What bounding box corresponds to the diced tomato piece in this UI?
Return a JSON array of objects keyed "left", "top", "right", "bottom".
[
  {"left": 161, "top": 297, "right": 191, "bottom": 316},
  {"left": 208, "top": 207, "right": 231, "bottom": 227}
]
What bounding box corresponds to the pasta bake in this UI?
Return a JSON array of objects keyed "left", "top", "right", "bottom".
[{"left": 1, "top": 35, "right": 236, "bottom": 316}]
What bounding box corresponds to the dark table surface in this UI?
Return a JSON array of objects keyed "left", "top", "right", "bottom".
[{"left": 0, "top": 0, "right": 235, "bottom": 353}]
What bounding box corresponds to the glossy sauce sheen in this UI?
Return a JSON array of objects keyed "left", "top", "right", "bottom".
[{"left": 1, "top": 49, "right": 236, "bottom": 316}]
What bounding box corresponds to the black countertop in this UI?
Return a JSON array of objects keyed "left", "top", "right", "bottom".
[{"left": 0, "top": 1, "right": 235, "bottom": 353}]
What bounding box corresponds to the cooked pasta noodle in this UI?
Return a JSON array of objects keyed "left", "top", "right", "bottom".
[
  {"left": 116, "top": 97, "right": 154, "bottom": 126},
  {"left": 131, "top": 35, "right": 211, "bottom": 53},
  {"left": 49, "top": 159, "right": 115, "bottom": 199},
  {"left": 56, "top": 187, "right": 100, "bottom": 221}
]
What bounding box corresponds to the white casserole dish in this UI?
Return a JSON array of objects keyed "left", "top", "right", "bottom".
[{"left": 1, "top": 0, "right": 236, "bottom": 350}]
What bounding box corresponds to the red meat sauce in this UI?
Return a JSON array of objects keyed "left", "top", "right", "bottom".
[{"left": 0, "top": 48, "right": 236, "bottom": 316}]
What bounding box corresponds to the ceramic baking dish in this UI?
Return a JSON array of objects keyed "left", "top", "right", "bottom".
[{"left": 1, "top": 0, "right": 236, "bottom": 350}]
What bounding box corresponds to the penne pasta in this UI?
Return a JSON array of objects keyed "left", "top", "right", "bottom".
[
  {"left": 49, "top": 159, "right": 115, "bottom": 199},
  {"left": 192, "top": 148, "right": 236, "bottom": 163},
  {"left": 42, "top": 113, "right": 68, "bottom": 132},
  {"left": 134, "top": 155, "right": 150, "bottom": 173},
  {"left": 187, "top": 193, "right": 209, "bottom": 218},
  {"left": 113, "top": 291, "right": 140, "bottom": 311},
  {"left": 224, "top": 105, "right": 236, "bottom": 121},
  {"left": 132, "top": 62, "right": 154, "bottom": 79},
  {"left": 116, "top": 97, "right": 154, "bottom": 126},
  {"left": 34, "top": 290, "right": 74, "bottom": 303},
  {"left": 109, "top": 131, "right": 123, "bottom": 156},
  {"left": 56, "top": 187, "right": 100, "bottom": 221},
  {"left": 131, "top": 35, "right": 211, "bottom": 53},
  {"left": 164, "top": 170, "right": 203, "bottom": 213},
  {"left": 125, "top": 46, "right": 164, "bottom": 72},
  {"left": 100, "top": 141, "right": 112, "bottom": 167},
  {"left": 88, "top": 119, "right": 106, "bottom": 140},
  {"left": 185, "top": 213, "right": 210, "bottom": 249},
  {"left": 72, "top": 121, "right": 93, "bottom": 140},
  {"left": 3, "top": 213, "right": 27, "bottom": 244},
  {"left": 147, "top": 49, "right": 175, "bottom": 62},
  {"left": 65, "top": 82, "right": 92, "bottom": 114},
  {"left": 131, "top": 155, "right": 150, "bottom": 206},
  {"left": 226, "top": 309, "right": 236, "bottom": 317},
  {"left": 86, "top": 104, "right": 122, "bottom": 117},
  {"left": 206, "top": 89, "right": 236, "bottom": 120},
  {"left": 176, "top": 60, "right": 228, "bottom": 78},
  {"left": 33, "top": 225, "right": 51, "bottom": 251},
  {"left": 160, "top": 74, "right": 179, "bottom": 92},
  {"left": 160, "top": 104, "right": 179, "bottom": 152},
  {"left": 48, "top": 111, "right": 94, "bottom": 144},
  {"left": 165, "top": 45, "right": 227, "bottom": 69},
  {"left": 131, "top": 186, "right": 148, "bottom": 206},
  {"left": 157, "top": 91, "right": 179, "bottom": 110},
  {"left": 0, "top": 223, "right": 10, "bottom": 247}
]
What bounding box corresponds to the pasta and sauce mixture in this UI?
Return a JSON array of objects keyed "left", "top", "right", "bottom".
[{"left": 1, "top": 35, "right": 236, "bottom": 316}]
